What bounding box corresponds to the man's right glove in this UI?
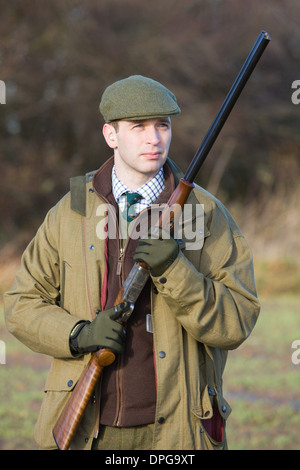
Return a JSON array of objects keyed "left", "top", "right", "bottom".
[{"left": 69, "top": 302, "right": 131, "bottom": 355}]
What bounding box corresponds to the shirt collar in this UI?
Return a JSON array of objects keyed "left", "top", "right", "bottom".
[{"left": 112, "top": 165, "right": 165, "bottom": 206}]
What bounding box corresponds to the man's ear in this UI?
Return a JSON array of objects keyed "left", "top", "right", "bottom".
[{"left": 103, "top": 123, "right": 117, "bottom": 149}]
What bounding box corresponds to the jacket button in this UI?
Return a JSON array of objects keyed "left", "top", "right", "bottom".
[
  {"left": 159, "top": 277, "right": 167, "bottom": 284},
  {"left": 67, "top": 380, "right": 73, "bottom": 387},
  {"left": 158, "top": 351, "right": 166, "bottom": 358},
  {"left": 89, "top": 244, "right": 95, "bottom": 250},
  {"left": 222, "top": 405, "right": 227, "bottom": 413},
  {"left": 158, "top": 417, "right": 165, "bottom": 424}
]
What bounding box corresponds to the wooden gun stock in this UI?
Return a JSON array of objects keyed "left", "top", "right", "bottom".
[
  {"left": 52, "top": 31, "right": 270, "bottom": 450},
  {"left": 53, "top": 348, "right": 115, "bottom": 450}
]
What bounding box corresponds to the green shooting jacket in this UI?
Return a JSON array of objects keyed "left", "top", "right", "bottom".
[{"left": 4, "top": 158, "right": 260, "bottom": 450}]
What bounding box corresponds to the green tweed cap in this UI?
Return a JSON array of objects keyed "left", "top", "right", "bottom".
[{"left": 99, "top": 75, "right": 181, "bottom": 122}]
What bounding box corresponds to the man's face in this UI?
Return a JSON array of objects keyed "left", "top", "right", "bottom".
[{"left": 103, "top": 118, "right": 172, "bottom": 184}]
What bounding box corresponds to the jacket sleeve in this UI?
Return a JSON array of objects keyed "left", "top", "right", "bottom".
[
  {"left": 151, "top": 200, "right": 260, "bottom": 350},
  {"left": 3, "top": 203, "right": 80, "bottom": 359}
]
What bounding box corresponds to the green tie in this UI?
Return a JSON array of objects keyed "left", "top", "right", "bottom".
[{"left": 121, "top": 192, "right": 143, "bottom": 222}]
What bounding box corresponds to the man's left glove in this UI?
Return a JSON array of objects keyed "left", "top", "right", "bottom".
[{"left": 133, "top": 228, "right": 179, "bottom": 277}]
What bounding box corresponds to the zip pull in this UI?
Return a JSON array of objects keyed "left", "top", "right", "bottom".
[{"left": 116, "top": 247, "right": 124, "bottom": 276}]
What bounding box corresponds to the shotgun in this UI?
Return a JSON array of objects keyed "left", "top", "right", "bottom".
[{"left": 53, "top": 30, "right": 271, "bottom": 450}]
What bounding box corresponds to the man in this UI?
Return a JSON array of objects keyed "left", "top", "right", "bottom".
[{"left": 4, "top": 75, "right": 260, "bottom": 450}]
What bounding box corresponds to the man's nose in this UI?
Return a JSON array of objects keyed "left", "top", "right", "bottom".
[{"left": 146, "top": 126, "right": 160, "bottom": 144}]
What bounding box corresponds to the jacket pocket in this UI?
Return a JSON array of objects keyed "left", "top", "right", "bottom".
[
  {"left": 60, "top": 261, "right": 73, "bottom": 313},
  {"left": 34, "top": 357, "right": 89, "bottom": 449},
  {"left": 59, "top": 261, "right": 88, "bottom": 317},
  {"left": 60, "top": 261, "right": 67, "bottom": 309},
  {"left": 192, "top": 385, "right": 231, "bottom": 450}
]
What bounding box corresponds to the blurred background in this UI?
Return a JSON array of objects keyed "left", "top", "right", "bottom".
[{"left": 0, "top": 0, "right": 299, "bottom": 450}]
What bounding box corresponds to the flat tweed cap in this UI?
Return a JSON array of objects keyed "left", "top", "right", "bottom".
[{"left": 99, "top": 75, "right": 181, "bottom": 122}]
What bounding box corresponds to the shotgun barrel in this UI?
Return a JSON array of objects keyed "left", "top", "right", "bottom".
[
  {"left": 184, "top": 30, "right": 271, "bottom": 183},
  {"left": 53, "top": 30, "right": 271, "bottom": 450}
]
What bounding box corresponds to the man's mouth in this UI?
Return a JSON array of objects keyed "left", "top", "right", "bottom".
[{"left": 141, "top": 152, "right": 161, "bottom": 159}]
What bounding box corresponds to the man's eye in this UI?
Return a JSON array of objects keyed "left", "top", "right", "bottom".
[{"left": 158, "top": 121, "right": 170, "bottom": 129}]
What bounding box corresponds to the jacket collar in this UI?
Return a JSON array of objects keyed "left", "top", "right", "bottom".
[{"left": 70, "top": 156, "right": 186, "bottom": 217}]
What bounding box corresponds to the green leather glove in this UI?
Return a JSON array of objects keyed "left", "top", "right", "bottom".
[
  {"left": 133, "top": 228, "right": 179, "bottom": 277},
  {"left": 69, "top": 302, "right": 131, "bottom": 355}
]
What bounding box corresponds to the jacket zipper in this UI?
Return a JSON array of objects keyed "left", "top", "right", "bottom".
[
  {"left": 113, "top": 215, "right": 146, "bottom": 426},
  {"left": 116, "top": 247, "right": 124, "bottom": 276},
  {"left": 95, "top": 195, "right": 127, "bottom": 427},
  {"left": 93, "top": 191, "right": 149, "bottom": 427},
  {"left": 114, "top": 240, "right": 129, "bottom": 426},
  {"left": 89, "top": 190, "right": 126, "bottom": 429}
]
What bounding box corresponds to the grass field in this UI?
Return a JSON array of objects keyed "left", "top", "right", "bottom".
[
  {"left": 225, "top": 295, "right": 300, "bottom": 450},
  {"left": 0, "top": 267, "right": 299, "bottom": 450}
]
